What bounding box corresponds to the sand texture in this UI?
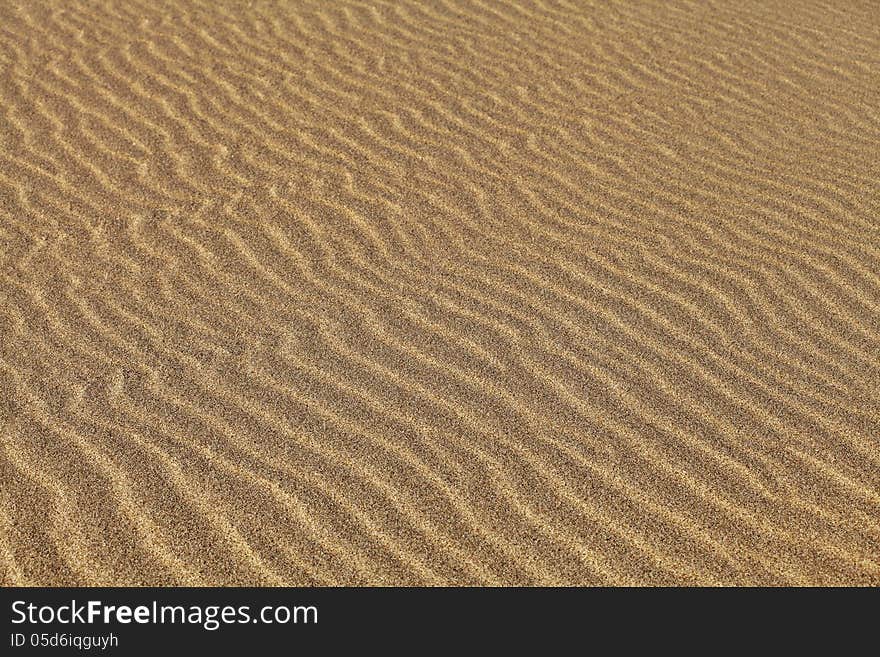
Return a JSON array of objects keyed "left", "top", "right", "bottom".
[{"left": 1, "top": 0, "right": 879, "bottom": 586}]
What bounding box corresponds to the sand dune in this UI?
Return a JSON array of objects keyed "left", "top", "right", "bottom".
[{"left": 1, "top": 0, "right": 878, "bottom": 586}]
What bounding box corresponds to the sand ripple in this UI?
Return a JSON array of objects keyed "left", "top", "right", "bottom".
[{"left": 1, "top": 0, "right": 879, "bottom": 585}]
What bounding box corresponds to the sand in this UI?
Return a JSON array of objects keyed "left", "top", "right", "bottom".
[{"left": 1, "top": 0, "right": 878, "bottom": 586}]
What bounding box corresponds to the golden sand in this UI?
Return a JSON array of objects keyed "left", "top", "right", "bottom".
[{"left": 1, "top": 0, "right": 879, "bottom": 586}]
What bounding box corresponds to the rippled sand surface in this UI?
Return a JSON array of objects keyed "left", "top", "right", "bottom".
[{"left": 1, "top": 0, "right": 879, "bottom": 586}]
